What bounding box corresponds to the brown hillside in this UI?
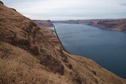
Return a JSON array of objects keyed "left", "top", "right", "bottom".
[
  {"left": 0, "top": 1, "right": 126, "bottom": 84},
  {"left": 85, "top": 19, "right": 126, "bottom": 31}
]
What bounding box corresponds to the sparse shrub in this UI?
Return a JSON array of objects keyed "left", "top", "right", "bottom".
[
  {"left": 62, "top": 58, "right": 68, "bottom": 63},
  {"left": 67, "top": 64, "right": 73, "bottom": 69},
  {"left": 73, "top": 72, "right": 82, "bottom": 84},
  {"left": 11, "top": 39, "right": 30, "bottom": 50},
  {"left": 30, "top": 45, "right": 40, "bottom": 55},
  {"left": 40, "top": 55, "right": 64, "bottom": 75}
]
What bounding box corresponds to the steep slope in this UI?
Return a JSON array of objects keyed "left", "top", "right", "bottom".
[
  {"left": 33, "top": 20, "right": 61, "bottom": 46},
  {"left": 0, "top": 1, "right": 126, "bottom": 84}
]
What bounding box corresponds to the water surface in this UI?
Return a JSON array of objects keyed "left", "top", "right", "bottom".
[{"left": 53, "top": 23, "right": 126, "bottom": 78}]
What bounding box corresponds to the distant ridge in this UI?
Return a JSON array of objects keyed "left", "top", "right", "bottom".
[{"left": 53, "top": 19, "right": 126, "bottom": 32}]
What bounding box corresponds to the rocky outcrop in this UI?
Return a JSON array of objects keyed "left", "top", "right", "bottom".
[
  {"left": 0, "top": 2, "right": 126, "bottom": 84},
  {"left": 33, "top": 20, "right": 61, "bottom": 46}
]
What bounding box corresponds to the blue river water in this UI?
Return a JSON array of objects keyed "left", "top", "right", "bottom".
[{"left": 53, "top": 23, "right": 126, "bottom": 79}]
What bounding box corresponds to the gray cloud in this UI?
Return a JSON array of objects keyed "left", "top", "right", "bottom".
[
  {"left": 3, "top": 0, "right": 126, "bottom": 20},
  {"left": 120, "top": 3, "right": 126, "bottom": 6}
]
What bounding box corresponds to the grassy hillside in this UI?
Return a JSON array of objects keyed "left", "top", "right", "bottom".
[{"left": 0, "top": 1, "right": 126, "bottom": 84}]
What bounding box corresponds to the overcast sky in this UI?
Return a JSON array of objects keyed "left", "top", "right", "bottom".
[{"left": 3, "top": 0, "right": 126, "bottom": 20}]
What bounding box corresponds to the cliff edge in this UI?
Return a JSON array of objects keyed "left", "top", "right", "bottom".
[{"left": 0, "top": 1, "right": 126, "bottom": 84}]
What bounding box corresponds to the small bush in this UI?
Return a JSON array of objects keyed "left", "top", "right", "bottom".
[{"left": 40, "top": 55, "right": 64, "bottom": 75}]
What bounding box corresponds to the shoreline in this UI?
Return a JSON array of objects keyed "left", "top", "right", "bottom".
[
  {"left": 52, "top": 23, "right": 71, "bottom": 54},
  {"left": 51, "top": 22, "right": 126, "bottom": 79}
]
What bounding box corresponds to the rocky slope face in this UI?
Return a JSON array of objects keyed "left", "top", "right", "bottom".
[
  {"left": 0, "top": 2, "right": 126, "bottom": 84},
  {"left": 33, "top": 20, "right": 61, "bottom": 46}
]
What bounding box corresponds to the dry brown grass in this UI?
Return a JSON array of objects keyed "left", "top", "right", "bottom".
[
  {"left": 0, "top": 2, "right": 126, "bottom": 84},
  {"left": 0, "top": 42, "right": 70, "bottom": 84}
]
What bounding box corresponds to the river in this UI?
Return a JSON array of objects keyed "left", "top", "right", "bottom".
[{"left": 53, "top": 23, "right": 126, "bottom": 79}]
